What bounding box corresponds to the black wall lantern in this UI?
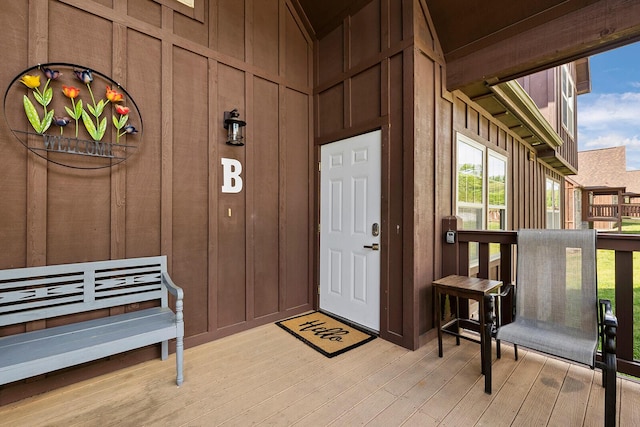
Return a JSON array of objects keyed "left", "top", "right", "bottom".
[{"left": 224, "top": 109, "right": 246, "bottom": 146}]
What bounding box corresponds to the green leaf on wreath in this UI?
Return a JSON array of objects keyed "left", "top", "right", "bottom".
[
  {"left": 94, "top": 99, "right": 106, "bottom": 117},
  {"left": 43, "top": 87, "right": 53, "bottom": 107},
  {"left": 33, "top": 91, "right": 45, "bottom": 107},
  {"left": 82, "top": 109, "right": 98, "bottom": 140},
  {"left": 41, "top": 109, "right": 54, "bottom": 133},
  {"left": 97, "top": 117, "right": 107, "bottom": 140},
  {"left": 75, "top": 99, "right": 83, "bottom": 118},
  {"left": 23, "top": 95, "right": 42, "bottom": 133}
]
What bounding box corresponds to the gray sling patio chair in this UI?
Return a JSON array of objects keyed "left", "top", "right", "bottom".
[{"left": 495, "top": 229, "right": 618, "bottom": 427}]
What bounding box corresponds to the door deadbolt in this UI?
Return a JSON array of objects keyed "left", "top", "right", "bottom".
[
  {"left": 364, "top": 243, "right": 380, "bottom": 250},
  {"left": 372, "top": 223, "right": 380, "bottom": 237}
]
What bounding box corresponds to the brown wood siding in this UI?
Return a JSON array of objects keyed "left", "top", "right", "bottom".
[
  {"left": 0, "top": 0, "right": 580, "bottom": 404},
  {"left": 314, "top": 0, "right": 413, "bottom": 348},
  {"left": 312, "top": 0, "right": 455, "bottom": 349},
  {"left": 126, "top": 30, "right": 162, "bottom": 258},
  {"left": 0, "top": 0, "right": 313, "bottom": 403}
]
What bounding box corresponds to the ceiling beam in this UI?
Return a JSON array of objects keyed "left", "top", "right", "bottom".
[{"left": 446, "top": 0, "right": 640, "bottom": 91}]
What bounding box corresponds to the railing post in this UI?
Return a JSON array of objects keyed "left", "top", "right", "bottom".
[
  {"left": 615, "top": 250, "right": 634, "bottom": 361},
  {"left": 500, "top": 243, "right": 514, "bottom": 325},
  {"left": 441, "top": 216, "right": 466, "bottom": 320},
  {"left": 442, "top": 216, "right": 461, "bottom": 276}
]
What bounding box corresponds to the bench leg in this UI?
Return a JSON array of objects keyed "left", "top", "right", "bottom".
[
  {"left": 161, "top": 341, "right": 169, "bottom": 360},
  {"left": 176, "top": 335, "right": 184, "bottom": 386}
]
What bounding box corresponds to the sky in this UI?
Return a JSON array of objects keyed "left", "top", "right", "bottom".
[{"left": 577, "top": 41, "right": 640, "bottom": 170}]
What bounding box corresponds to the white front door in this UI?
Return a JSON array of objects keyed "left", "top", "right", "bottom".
[{"left": 320, "top": 130, "right": 381, "bottom": 331}]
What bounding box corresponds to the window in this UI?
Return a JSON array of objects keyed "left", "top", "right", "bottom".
[
  {"left": 456, "top": 134, "right": 508, "bottom": 262},
  {"left": 546, "top": 178, "right": 561, "bottom": 229},
  {"left": 457, "top": 138, "right": 484, "bottom": 232},
  {"left": 488, "top": 153, "right": 507, "bottom": 232},
  {"left": 561, "top": 65, "right": 575, "bottom": 138}
]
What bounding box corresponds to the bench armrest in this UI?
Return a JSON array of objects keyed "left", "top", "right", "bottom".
[{"left": 162, "top": 272, "right": 184, "bottom": 301}]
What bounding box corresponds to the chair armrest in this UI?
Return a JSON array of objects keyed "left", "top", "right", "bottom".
[
  {"left": 599, "top": 299, "right": 617, "bottom": 355},
  {"left": 489, "top": 283, "right": 515, "bottom": 328},
  {"left": 599, "top": 299, "right": 618, "bottom": 328},
  {"left": 489, "top": 283, "right": 513, "bottom": 300}
]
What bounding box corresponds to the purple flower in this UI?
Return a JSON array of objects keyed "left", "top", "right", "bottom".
[
  {"left": 42, "top": 67, "right": 61, "bottom": 80},
  {"left": 54, "top": 116, "right": 70, "bottom": 127},
  {"left": 123, "top": 124, "right": 138, "bottom": 135},
  {"left": 74, "top": 69, "right": 93, "bottom": 84}
]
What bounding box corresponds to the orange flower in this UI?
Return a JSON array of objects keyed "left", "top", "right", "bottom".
[
  {"left": 62, "top": 85, "right": 80, "bottom": 99},
  {"left": 106, "top": 86, "right": 123, "bottom": 102},
  {"left": 115, "top": 105, "right": 130, "bottom": 115}
]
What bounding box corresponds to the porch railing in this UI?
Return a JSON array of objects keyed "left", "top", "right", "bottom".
[{"left": 441, "top": 217, "right": 639, "bottom": 378}]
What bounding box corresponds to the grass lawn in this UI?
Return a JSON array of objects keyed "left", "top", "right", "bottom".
[{"left": 597, "top": 218, "right": 640, "bottom": 361}]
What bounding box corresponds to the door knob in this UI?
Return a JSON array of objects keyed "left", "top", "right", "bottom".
[{"left": 364, "top": 243, "right": 379, "bottom": 250}]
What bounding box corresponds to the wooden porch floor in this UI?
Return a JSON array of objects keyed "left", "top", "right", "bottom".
[{"left": 1, "top": 323, "right": 639, "bottom": 426}]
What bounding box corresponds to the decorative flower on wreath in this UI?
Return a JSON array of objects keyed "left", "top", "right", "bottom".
[
  {"left": 4, "top": 63, "right": 143, "bottom": 170},
  {"left": 17, "top": 64, "right": 140, "bottom": 143}
]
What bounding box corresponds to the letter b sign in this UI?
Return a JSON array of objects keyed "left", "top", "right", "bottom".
[{"left": 221, "top": 158, "right": 243, "bottom": 193}]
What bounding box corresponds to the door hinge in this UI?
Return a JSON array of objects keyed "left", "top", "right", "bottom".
[
  {"left": 317, "top": 284, "right": 321, "bottom": 295},
  {"left": 318, "top": 223, "right": 321, "bottom": 233},
  {"left": 318, "top": 161, "right": 321, "bottom": 172}
]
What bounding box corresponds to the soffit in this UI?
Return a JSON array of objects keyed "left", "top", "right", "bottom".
[
  {"left": 297, "top": 0, "right": 599, "bottom": 54},
  {"left": 426, "top": 0, "right": 599, "bottom": 62},
  {"left": 470, "top": 81, "right": 577, "bottom": 175}
]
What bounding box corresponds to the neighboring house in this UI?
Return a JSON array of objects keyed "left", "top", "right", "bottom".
[
  {"left": 519, "top": 59, "right": 592, "bottom": 229},
  {"left": 1, "top": 0, "right": 639, "bottom": 403},
  {"left": 566, "top": 146, "right": 640, "bottom": 230}
]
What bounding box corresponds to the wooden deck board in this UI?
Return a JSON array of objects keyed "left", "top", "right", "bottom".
[
  {"left": 0, "top": 323, "right": 637, "bottom": 426},
  {"left": 512, "top": 357, "right": 568, "bottom": 426},
  {"left": 429, "top": 345, "right": 521, "bottom": 426},
  {"left": 620, "top": 377, "right": 640, "bottom": 426},
  {"left": 547, "top": 363, "right": 594, "bottom": 426}
]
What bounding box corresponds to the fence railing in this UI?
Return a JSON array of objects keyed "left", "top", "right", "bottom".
[
  {"left": 622, "top": 204, "right": 640, "bottom": 217},
  {"left": 441, "top": 217, "right": 639, "bottom": 378},
  {"left": 585, "top": 203, "right": 640, "bottom": 220},
  {"left": 588, "top": 203, "right": 619, "bottom": 219}
]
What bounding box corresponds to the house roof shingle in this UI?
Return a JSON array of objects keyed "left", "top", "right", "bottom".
[{"left": 572, "top": 146, "right": 640, "bottom": 194}]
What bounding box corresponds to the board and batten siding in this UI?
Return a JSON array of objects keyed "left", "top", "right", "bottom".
[
  {"left": 313, "top": 0, "right": 567, "bottom": 349},
  {"left": 0, "top": 0, "right": 313, "bottom": 404},
  {"left": 313, "top": 0, "right": 456, "bottom": 349},
  {"left": 0, "top": 0, "right": 572, "bottom": 404}
]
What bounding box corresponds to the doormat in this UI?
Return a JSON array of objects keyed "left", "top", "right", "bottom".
[{"left": 276, "top": 311, "right": 376, "bottom": 358}]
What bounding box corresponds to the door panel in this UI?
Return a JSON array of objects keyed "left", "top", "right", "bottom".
[{"left": 320, "top": 130, "right": 381, "bottom": 331}]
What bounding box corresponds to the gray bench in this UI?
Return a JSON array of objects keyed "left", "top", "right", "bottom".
[{"left": 0, "top": 256, "right": 184, "bottom": 386}]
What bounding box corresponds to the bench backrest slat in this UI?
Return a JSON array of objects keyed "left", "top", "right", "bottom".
[
  {"left": 0, "top": 273, "right": 84, "bottom": 291},
  {"left": 0, "top": 256, "right": 168, "bottom": 327}
]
